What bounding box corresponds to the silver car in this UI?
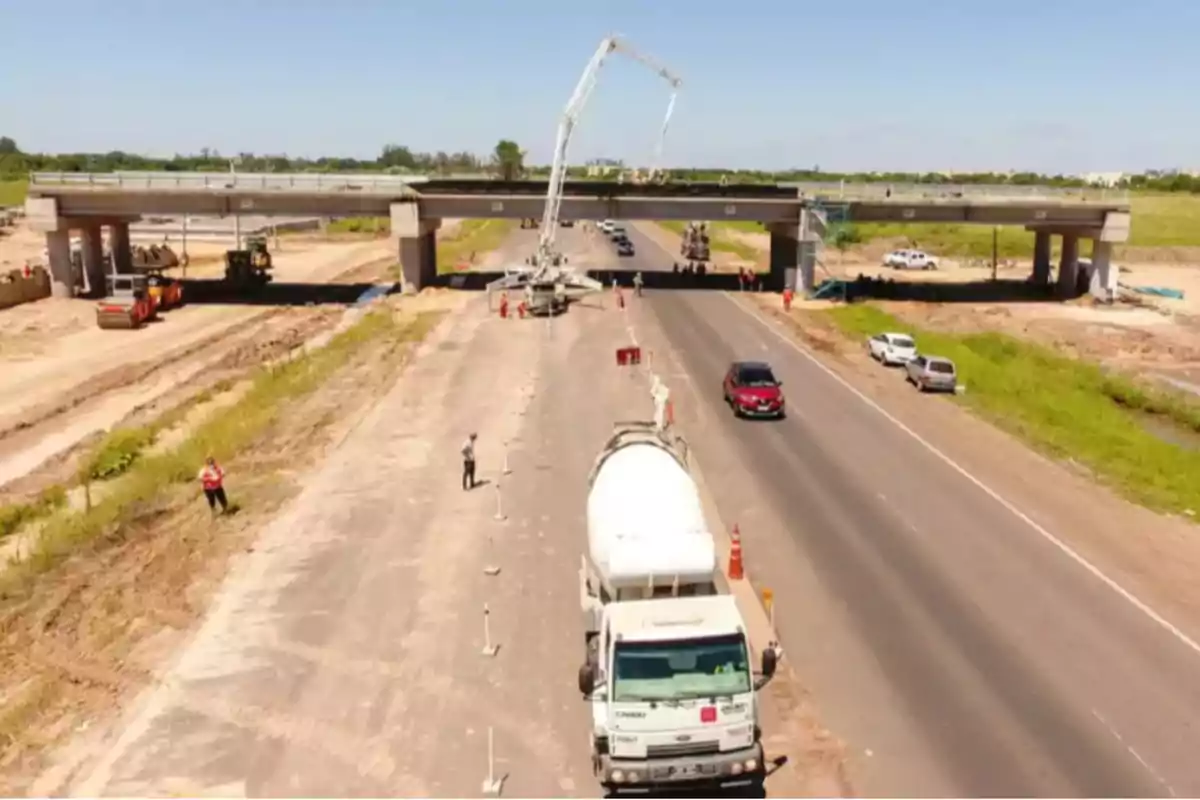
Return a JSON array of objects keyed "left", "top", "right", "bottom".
[{"left": 904, "top": 355, "right": 957, "bottom": 393}]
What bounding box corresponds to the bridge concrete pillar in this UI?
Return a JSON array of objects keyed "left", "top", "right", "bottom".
[
  {"left": 108, "top": 221, "right": 132, "bottom": 274},
  {"left": 768, "top": 222, "right": 800, "bottom": 292},
  {"left": 45, "top": 230, "right": 75, "bottom": 298},
  {"left": 80, "top": 225, "right": 106, "bottom": 297},
  {"left": 390, "top": 203, "right": 439, "bottom": 291},
  {"left": 1090, "top": 240, "right": 1117, "bottom": 302},
  {"left": 1032, "top": 231, "right": 1052, "bottom": 284},
  {"left": 1057, "top": 234, "right": 1080, "bottom": 298}
]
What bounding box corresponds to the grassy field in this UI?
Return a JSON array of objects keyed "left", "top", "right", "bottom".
[
  {"left": 436, "top": 218, "right": 516, "bottom": 273},
  {"left": 674, "top": 192, "right": 1200, "bottom": 260},
  {"left": 326, "top": 216, "right": 389, "bottom": 235},
  {"left": 0, "top": 179, "right": 27, "bottom": 207},
  {"left": 816, "top": 303, "right": 1200, "bottom": 515}
]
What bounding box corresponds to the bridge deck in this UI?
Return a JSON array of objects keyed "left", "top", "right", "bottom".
[{"left": 24, "top": 172, "right": 1130, "bottom": 231}]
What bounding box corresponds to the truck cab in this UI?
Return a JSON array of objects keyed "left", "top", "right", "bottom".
[{"left": 579, "top": 596, "right": 776, "bottom": 793}]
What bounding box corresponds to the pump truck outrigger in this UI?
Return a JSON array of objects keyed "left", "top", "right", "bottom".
[{"left": 579, "top": 421, "right": 778, "bottom": 795}]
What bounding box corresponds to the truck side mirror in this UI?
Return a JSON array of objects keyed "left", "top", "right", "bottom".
[
  {"left": 578, "top": 663, "right": 596, "bottom": 697},
  {"left": 761, "top": 646, "right": 778, "bottom": 680}
]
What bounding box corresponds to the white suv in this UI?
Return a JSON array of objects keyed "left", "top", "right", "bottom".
[
  {"left": 868, "top": 332, "right": 918, "bottom": 366},
  {"left": 598, "top": 220, "right": 615, "bottom": 234}
]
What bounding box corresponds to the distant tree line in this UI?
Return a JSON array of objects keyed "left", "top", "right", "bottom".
[{"left": 1, "top": 135, "right": 1197, "bottom": 193}]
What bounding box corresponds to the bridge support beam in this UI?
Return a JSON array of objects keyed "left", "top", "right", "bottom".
[
  {"left": 1032, "top": 230, "right": 1052, "bottom": 285},
  {"left": 45, "top": 229, "right": 74, "bottom": 298},
  {"left": 80, "top": 225, "right": 106, "bottom": 297},
  {"left": 109, "top": 221, "right": 132, "bottom": 274},
  {"left": 390, "top": 203, "right": 439, "bottom": 291},
  {"left": 1057, "top": 234, "right": 1080, "bottom": 298},
  {"left": 768, "top": 222, "right": 800, "bottom": 292},
  {"left": 1090, "top": 240, "right": 1117, "bottom": 302}
]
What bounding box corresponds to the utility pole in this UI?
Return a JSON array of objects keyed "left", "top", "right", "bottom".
[
  {"left": 991, "top": 226, "right": 999, "bottom": 282},
  {"left": 230, "top": 157, "right": 243, "bottom": 250}
]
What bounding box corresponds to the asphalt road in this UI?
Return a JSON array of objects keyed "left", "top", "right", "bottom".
[{"left": 620, "top": 223, "right": 1200, "bottom": 797}]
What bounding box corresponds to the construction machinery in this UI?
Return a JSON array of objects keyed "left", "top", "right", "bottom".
[
  {"left": 486, "top": 36, "right": 683, "bottom": 307},
  {"left": 224, "top": 235, "right": 273, "bottom": 290},
  {"left": 131, "top": 243, "right": 180, "bottom": 270},
  {"left": 680, "top": 221, "right": 711, "bottom": 265},
  {"left": 520, "top": 218, "right": 540, "bottom": 229},
  {"left": 145, "top": 269, "right": 185, "bottom": 310},
  {"left": 579, "top": 414, "right": 777, "bottom": 795},
  {"left": 95, "top": 273, "right": 158, "bottom": 330},
  {"left": 525, "top": 279, "right": 568, "bottom": 317}
]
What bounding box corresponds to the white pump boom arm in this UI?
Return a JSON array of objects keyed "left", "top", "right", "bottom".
[{"left": 534, "top": 36, "right": 682, "bottom": 271}]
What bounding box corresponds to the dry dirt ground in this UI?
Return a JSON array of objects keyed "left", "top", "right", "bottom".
[
  {"left": 0, "top": 289, "right": 468, "bottom": 795},
  {"left": 0, "top": 224, "right": 472, "bottom": 506}
]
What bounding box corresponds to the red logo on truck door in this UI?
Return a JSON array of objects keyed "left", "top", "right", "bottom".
[{"left": 700, "top": 706, "right": 717, "bottom": 724}]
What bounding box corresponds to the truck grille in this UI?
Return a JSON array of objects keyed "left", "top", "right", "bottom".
[{"left": 646, "top": 740, "right": 720, "bottom": 759}]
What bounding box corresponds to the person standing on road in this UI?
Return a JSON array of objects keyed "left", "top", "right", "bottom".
[
  {"left": 462, "top": 433, "right": 478, "bottom": 491},
  {"left": 199, "top": 456, "right": 229, "bottom": 515},
  {"left": 633, "top": 271, "right": 644, "bottom": 297}
]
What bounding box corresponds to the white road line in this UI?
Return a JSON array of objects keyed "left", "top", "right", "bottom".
[
  {"left": 1092, "top": 709, "right": 1177, "bottom": 796},
  {"left": 727, "top": 293, "right": 1200, "bottom": 659}
]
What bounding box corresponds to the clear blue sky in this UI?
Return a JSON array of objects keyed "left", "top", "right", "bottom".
[{"left": 3, "top": 0, "right": 1197, "bottom": 173}]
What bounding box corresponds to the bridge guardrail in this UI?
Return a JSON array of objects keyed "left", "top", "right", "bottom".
[
  {"left": 28, "top": 171, "right": 444, "bottom": 193},
  {"left": 781, "top": 181, "right": 1129, "bottom": 205},
  {"left": 28, "top": 172, "right": 1131, "bottom": 205}
]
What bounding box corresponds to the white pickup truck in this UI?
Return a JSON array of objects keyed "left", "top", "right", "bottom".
[
  {"left": 579, "top": 422, "right": 777, "bottom": 795},
  {"left": 883, "top": 249, "right": 939, "bottom": 270}
]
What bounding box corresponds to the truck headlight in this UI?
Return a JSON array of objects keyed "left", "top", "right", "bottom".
[
  {"left": 744, "top": 758, "right": 758, "bottom": 773},
  {"left": 731, "top": 763, "right": 744, "bottom": 776},
  {"left": 610, "top": 770, "right": 625, "bottom": 783},
  {"left": 627, "top": 771, "right": 640, "bottom": 783}
]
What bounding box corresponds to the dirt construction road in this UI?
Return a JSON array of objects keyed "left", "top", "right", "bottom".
[{"left": 35, "top": 229, "right": 830, "bottom": 797}]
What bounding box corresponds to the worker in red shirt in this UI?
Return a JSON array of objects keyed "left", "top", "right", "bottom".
[{"left": 199, "top": 456, "right": 229, "bottom": 515}]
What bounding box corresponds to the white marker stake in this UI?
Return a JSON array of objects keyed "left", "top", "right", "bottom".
[
  {"left": 493, "top": 482, "right": 506, "bottom": 521},
  {"left": 481, "top": 725, "right": 504, "bottom": 796},
  {"left": 484, "top": 530, "right": 501, "bottom": 576},
  {"left": 502, "top": 443, "right": 512, "bottom": 476},
  {"left": 481, "top": 605, "right": 499, "bottom": 657}
]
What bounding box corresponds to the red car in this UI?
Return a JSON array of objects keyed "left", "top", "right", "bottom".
[{"left": 723, "top": 361, "right": 786, "bottom": 419}]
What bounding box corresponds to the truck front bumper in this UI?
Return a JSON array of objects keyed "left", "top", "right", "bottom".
[{"left": 599, "top": 743, "right": 764, "bottom": 793}]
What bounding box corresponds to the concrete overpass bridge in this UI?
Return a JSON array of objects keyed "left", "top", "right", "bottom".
[{"left": 25, "top": 172, "right": 1131, "bottom": 299}]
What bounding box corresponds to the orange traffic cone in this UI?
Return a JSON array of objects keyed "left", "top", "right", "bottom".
[{"left": 728, "top": 524, "right": 745, "bottom": 580}]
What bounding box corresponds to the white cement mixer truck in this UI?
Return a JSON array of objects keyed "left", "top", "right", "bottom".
[{"left": 578, "top": 421, "right": 778, "bottom": 795}]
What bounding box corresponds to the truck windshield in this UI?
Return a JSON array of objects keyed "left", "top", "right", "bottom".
[{"left": 612, "top": 633, "right": 751, "bottom": 702}]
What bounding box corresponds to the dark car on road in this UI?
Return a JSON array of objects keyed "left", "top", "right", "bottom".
[
  {"left": 616, "top": 240, "right": 635, "bottom": 257},
  {"left": 723, "top": 361, "right": 786, "bottom": 419}
]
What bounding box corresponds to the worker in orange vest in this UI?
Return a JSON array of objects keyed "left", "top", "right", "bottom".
[{"left": 199, "top": 456, "right": 229, "bottom": 515}]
